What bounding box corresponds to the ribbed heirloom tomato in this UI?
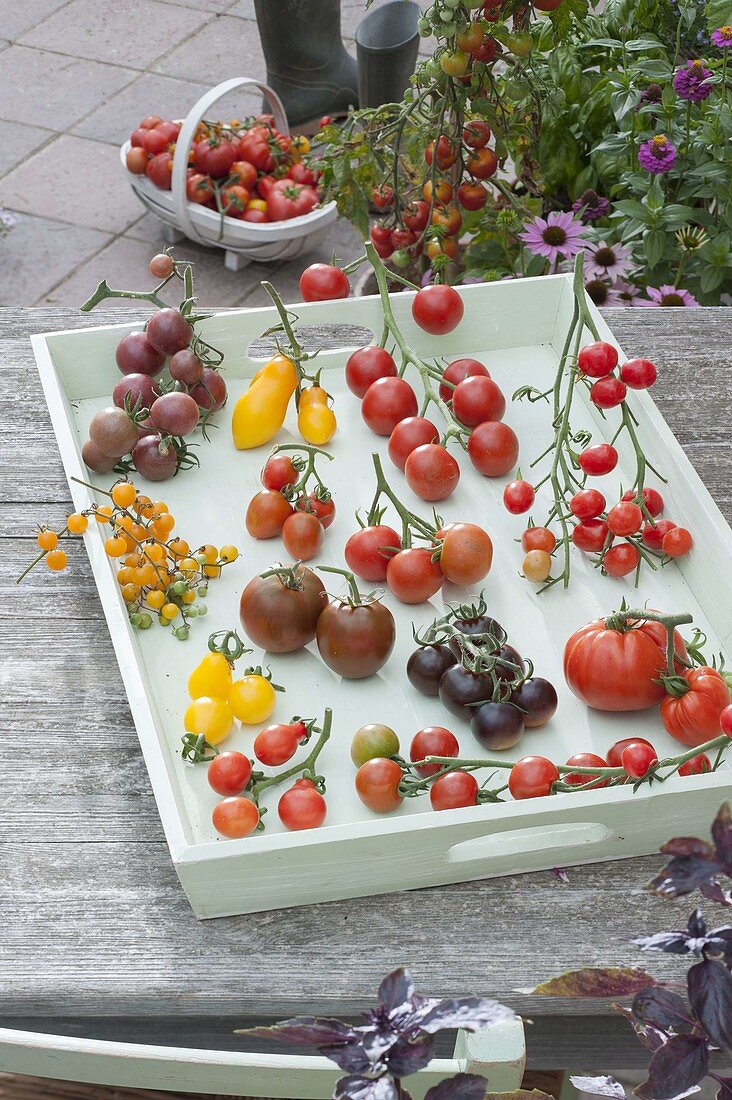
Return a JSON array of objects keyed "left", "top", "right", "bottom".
[
  {"left": 661, "top": 667, "right": 730, "bottom": 746},
  {"left": 564, "top": 615, "right": 688, "bottom": 711}
]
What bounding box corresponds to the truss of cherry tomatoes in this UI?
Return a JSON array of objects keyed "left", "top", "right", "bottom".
[{"left": 246, "top": 444, "right": 336, "bottom": 561}]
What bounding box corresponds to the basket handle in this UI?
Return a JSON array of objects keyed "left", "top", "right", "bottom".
[{"left": 171, "top": 77, "right": 289, "bottom": 247}]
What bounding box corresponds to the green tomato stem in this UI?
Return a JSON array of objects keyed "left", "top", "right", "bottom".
[{"left": 250, "top": 707, "right": 332, "bottom": 800}]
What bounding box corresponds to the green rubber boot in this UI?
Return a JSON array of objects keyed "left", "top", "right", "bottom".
[{"left": 253, "top": 0, "right": 359, "bottom": 130}]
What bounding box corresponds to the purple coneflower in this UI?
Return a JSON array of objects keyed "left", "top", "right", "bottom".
[
  {"left": 518, "top": 210, "right": 585, "bottom": 263},
  {"left": 673, "top": 59, "right": 714, "bottom": 101},
  {"left": 642, "top": 285, "right": 700, "bottom": 307},
  {"left": 585, "top": 279, "right": 624, "bottom": 308},
  {"left": 639, "top": 84, "right": 663, "bottom": 105},
  {"left": 612, "top": 279, "right": 641, "bottom": 306},
  {"left": 638, "top": 134, "right": 677, "bottom": 174},
  {"left": 585, "top": 240, "right": 634, "bottom": 281},
  {"left": 571, "top": 189, "right": 610, "bottom": 223},
  {"left": 711, "top": 26, "right": 732, "bottom": 48}
]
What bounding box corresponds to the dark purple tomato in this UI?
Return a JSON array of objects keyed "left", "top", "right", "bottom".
[
  {"left": 131, "top": 434, "right": 179, "bottom": 481},
  {"left": 406, "top": 644, "right": 457, "bottom": 696},
  {"left": 470, "top": 701, "right": 525, "bottom": 750},
  {"left": 449, "top": 614, "right": 503, "bottom": 659},
  {"left": 439, "top": 665, "right": 493, "bottom": 718},
  {"left": 112, "top": 372, "right": 160, "bottom": 412},
  {"left": 169, "top": 349, "right": 204, "bottom": 386},
  {"left": 149, "top": 391, "right": 200, "bottom": 436},
  {"left": 189, "top": 368, "right": 227, "bottom": 411},
  {"left": 145, "top": 308, "right": 193, "bottom": 356},
  {"left": 115, "top": 331, "right": 165, "bottom": 377},
  {"left": 509, "top": 677, "right": 558, "bottom": 728},
  {"left": 494, "top": 644, "right": 525, "bottom": 683}
]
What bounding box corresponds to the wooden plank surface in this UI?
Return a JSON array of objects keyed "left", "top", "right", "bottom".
[{"left": 1, "top": 306, "right": 730, "bottom": 1057}]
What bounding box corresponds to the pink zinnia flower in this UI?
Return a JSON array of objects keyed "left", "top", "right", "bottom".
[
  {"left": 641, "top": 285, "right": 700, "bottom": 307},
  {"left": 585, "top": 279, "right": 625, "bottom": 308},
  {"left": 711, "top": 26, "right": 732, "bottom": 48},
  {"left": 518, "top": 210, "right": 586, "bottom": 263},
  {"left": 638, "top": 135, "right": 676, "bottom": 174},
  {"left": 571, "top": 189, "right": 610, "bottom": 223},
  {"left": 673, "top": 60, "right": 714, "bottom": 101},
  {"left": 585, "top": 240, "right": 634, "bottom": 281}
]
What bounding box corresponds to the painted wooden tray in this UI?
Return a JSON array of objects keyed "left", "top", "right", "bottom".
[{"left": 31, "top": 273, "right": 732, "bottom": 919}]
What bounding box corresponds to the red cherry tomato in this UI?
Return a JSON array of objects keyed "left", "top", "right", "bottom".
[
  {"left": 355, "top": 757, "right": 404, "bottom": 813},
  {"left": 411, "top": 285, "right": 464, "bottom": 336},
  {"left": 370, "top": 223, "right": 394, "bottom": 259},
  {"left": 430, "top": 770, "right": 479, "bottom": 811},
  {"left": 295, "top": 492, "right": 336, "bottom": 529},
  {"left": 577, "top": 341, "right": 618, "bottom": 378},
  {"left": 642, "top": 518, "right": 676, "bottom": 551},
  {"left": 457, "top": 182, "right": 488, "bottom": 211},
  {"left": 509, "top": 756, "right": 559, "bottom": 799},
  {"left": 345, "top": 525, "right": 402, "bottom": 582},
  {"left": 278, "top": 778, "right": 327, "bottom": 831},
  {"left": 410, "top": 726, "right": 460, "bottom": 777},
  {"left": 425, "top": 135, "right": 457, "bottom": 169},
  {"left": 662, "top": 527, "right": 693, "bottom": 557},
  {"left": 572, "top": 518, "right": 610, "bottom": 552},
  {"left": 621, "top": 487, "right": 664, "bottom": 518},
  {"left": 522, "top": 526, "right": 557, "bottom": 553},
  {"left": 570, "top": 488, "right": 606, "bottom": 520},
  {"left": 386, "top": 548, "right": 443, "bottom": 603},
  {"left": 621, "top": 741, "right": 658, "bottom": 779},
  {"left": 391, "top": 226, "right": 418, "bottom": 249},
  {"left": 361, "top": 377, "right": 418, "bottom": 435},
  {"left": 437, "top": 522, "right": 493, "bottom": 585},
  {"left": 345, "top": 346, "right": 398, "bottom": 399},
  {"left": 212, "top": 796, "right": 259, "bottom": 838},
  {"left": 254, "top": 721, "right": 309, "bottom": 766},
  {"left": 678, "top": 753, "right": 711, "bottom": 776},
  {"left": 194, "top": 137, "right": 237, "bottom": 178},
  {"left": 207, "top": 752, "right": 253, "bottom": 797},
  {"left": 607, "top": 736, "right": 656, "bottom": 768},
  {"left": 246, "top": 489, "right": 294, "bottom": 539},
  {"left": 281, "top": 511, "right": 323, "bottom": 561},
  {"left": 466, "top": 147, "right": 498, "bottom": 179},
  {"left": 563, "top": 753, "right": 610, "bottom": 788},
  {"left": 607, "top": 501, "right": 643, "bottom": 536},
  {"left": 439, "top": 358, "right": 489, "bottom": 403},
  {"left": 579, "top": 443, "right": 618, "bottom": 476},
  {"left": 463, "top": 120, "right": 491, "bottom": 148},
  {"left": 299, "top": 263, "right": 350, "bottom": 302},
  {"left": 452, "top": 376, "right": 506, "bottom": 426},
  {"left": 503, "top": 479, "right": 535, "bottom": 515},
  {"left": 590, "top": 376, "right": 627, "bottom": 409},
  {"left": 621, "top": 358, "right": 657, "bottom": 389},
  {"left": 468, "top": 421, "right": 519, "bottom": 477},
  {"left": 371, "top": 184, "right": 394, "bottom": 209},
  {"left": 403, "top": 200, "right": 430, "bottom": 232},
  {"left": 603, "top": 542, "right": 640, "bottom": 577},
  {"left": 404, "top": 444, "right": 460, "bottom": 501},
  {"left": 262, "top": 454, "right": 298, "bottom": 491},
  {"left": 388, "top": 417, "right": 439, "bottom": 470},
  {"left": 146, "top": 152, "right": 173, "bottom": 190}
]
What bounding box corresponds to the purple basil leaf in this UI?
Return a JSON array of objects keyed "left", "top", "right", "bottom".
[
  {"left": 661, "top": 838, "right": 716, "bottom": 860},
  {"left": 242, "top": 1018, "right": 358, "bottom": 1046},
  {"left": 633, "top": 932, "right": 693, "bottom": 956},
  {"left": 386, "top": 1033, "right": 435, "bottom": 1077},
  {"left": 700, "top": 880, "right": 732, "bottom": 907},
  {"left": 708, "top": 926, "right": 732, "bottom": 957},
  {"left": 321, "top": 1042, "right": 373, "bottom": 1075},
  {"left": 687, "top": 958, "right": 732, "bottom": 1052},
  {"left": 425, "top": 1073, "right": 488, "bottom": 1100},
  {"left": 359, "top": 1026, "right": 400, "bottom": 1065},
  {"left": 632, "top": 987, "right": 693, "bottom": 1032},
  {"left": 646, "top": 856, "right": 724, "bottom": 899},
  {"left": 615, "top": 1005, "right": 667, "bottom": 1052},
  {"left": 712, "top": 803, "right": 732, "bottom": 872},
  {"left": 635, "top": 1034, "right": 709, "bottom": 1100},
  {"left": 406, "top": 994, "right": 443, "bottom": 1027},
  {"left": 419, "top": 997, "right": 514, "bottom": 1034},
  {"left": 714, "top": 1077, "right": 732, "bottom": 1100},
  {"left": 569, "top": 1076, "right": 626, "bottom": 1098},
  {"left": 378, "top": 968, "right": 415, "bottom": 1015},
  {"left": 335, "top": 1074, "right": 398, "bottom": 1100},
  {"left": 687, "top": 910, "right": 706, "bottom": 938}
]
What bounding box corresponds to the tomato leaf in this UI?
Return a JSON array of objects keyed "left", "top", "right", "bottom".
[
  {"left": 635, "top": 1035, "right": 709, "bottom": 1100},
  {"left": 686, "top": 958, "right": 732, "bottom": 1052},
  {"left": 527, "top": 967, "right": 658, "bottom": 997},
  {"left": 569, "top": 1076, "right": 626, "bottom": 1098},
  {"left": 425, "top": 1073, "right": 489, "bottom": 1100}
]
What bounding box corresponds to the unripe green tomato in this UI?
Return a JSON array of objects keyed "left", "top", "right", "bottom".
[
  {"left": 138, "top": 613, "right": 153, "bottom": 629},
  {"left": 392, "top": 249, "right": 411, "bottom": 269},
  {"left": 441, "top": 21, "right": 457, "bottom": 35},
  {"left": 507, "top": 33, "right": 533, "bottom": 56},
  {"left": 351, "top": 724, "right": 400, "bottom": 767},
  {"left": 418, "top": 16, "right": 431, "bottom": 34},
  {"left": 440, "top": 48, "right": 469, "bottom": 76},
  {"left": 439, "top": 8, "right": 455, "bottom": 20},
  {"left": 443, "top": 0, "right": 460, "bottom": 8}
]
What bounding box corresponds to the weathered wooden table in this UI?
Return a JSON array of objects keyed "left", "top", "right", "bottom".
[{"left": 1, "top": 307, "right": 730, "bottom": 1085}]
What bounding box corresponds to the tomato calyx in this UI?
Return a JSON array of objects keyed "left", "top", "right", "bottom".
[
  {"left": 206, "top": 628, "right": 251, "bottom": 663},
  {"left": 240, "top": 664, "right": 286, "bottom": 693},
  {"left": 318, "top": 564, "right": 382, "bottom": 608},
  {"left": 181, "top": 732, "right": 220, "bottom": 764},
  {"left": 603, "top": 604, "right": 694, "bottom": 680},
  {"left": 263, "top": 442, "right": 334, "bottom": 512}
]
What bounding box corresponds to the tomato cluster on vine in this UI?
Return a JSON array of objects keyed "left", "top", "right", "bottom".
[{"left": 246, "top": 445, "right": 336, "bottom": 562}]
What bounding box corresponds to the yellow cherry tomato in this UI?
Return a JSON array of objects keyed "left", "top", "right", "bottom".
[
  {"left": 188, "top": 651, "right": 233, "bottom": 699},
  {"left": 168, "top": 538, "right": 190, "bottom": 558},
  {"left": 292, "top": 135, "right": 310, "bottom": 155},
  {"left": 37, "top": 529, "right": 58, "bottom": 551},
  {"left": 184, "top": 696, "right": 234, "bottom": 745},
  {"left": 111, "top": 481, "right": 137, "bottom": 508},
  {"left": 93, "top": 505, "right": 113, "bottom": 524},
  {"left": 67, "top": 513, "right": 88, "bottom": 534},
  {"left": 104, "top": 535, "right": 128, "bottom": 558},
  {"left": 228, "top": 675, "right": 276, "bottom": 724},
  {"left": 247, "top": 198, "right": 268, "bottom": 212},
  {"left": 161, "top": 602, "right": 179, "bottom": 620},
  {"left": 146, "top": 589, "right": 166, "bottom": 610},
  {"left": 121, "top": 582, "right": 140, "bottom": 603},
  {"left": 219, "top": 544, "right": 238, "bottom": 563},
  {"left": 45, "top": 549, "right": 68, "bottom": 571},
  {"left": 231, "top": 353, "right": 298, "bottom": 450}
]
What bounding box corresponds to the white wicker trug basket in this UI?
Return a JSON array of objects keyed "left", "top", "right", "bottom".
[{"left": 120, "top": 77, "right": 338, "bottom": 271}]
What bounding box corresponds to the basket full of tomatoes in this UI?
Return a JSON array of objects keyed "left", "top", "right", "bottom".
[{"left": 120, "top": 77, "right": 337, "bottom": 268}]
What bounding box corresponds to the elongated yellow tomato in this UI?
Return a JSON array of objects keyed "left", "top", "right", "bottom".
[
  {"left": 232, "top": 354, "right": 298, "bottom": 449},
  {"left": 187, "top": 652, "right": 233, "bottom": 700},
  {"left": 298, "top": 386, "right": 337, "bottom": 445},
  {"left": 184, "top": 696, "right": 234, "bottom": 745},
  {"left": 228, "top": 675, "right": 276, "bottom": 724}
]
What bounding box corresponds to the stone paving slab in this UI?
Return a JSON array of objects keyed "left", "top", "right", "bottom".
[
  {"left": 0, "top": 119, "right": 54, "bottom": 176},
  {"left": 0, "top": 213, "right": 111, "bottom": 304},
  {"left": 153, "top": 14, "right": 266, "bottom": 83},
  {"left": 71, "top": 71, "right": 209, "bottom": 144},
  {"left": 2, "top": 0, "right": 69, "bottom": 42}
]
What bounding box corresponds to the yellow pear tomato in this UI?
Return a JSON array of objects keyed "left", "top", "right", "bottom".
[
  {"left": 231, "top": 354, "right": 298, "bottom": 450},
  {"left": 188, "top": 651, "right": 233, "bottom": 700},
  {"left": 184, "top": 696, "right": 234, "bottom": 745}
]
